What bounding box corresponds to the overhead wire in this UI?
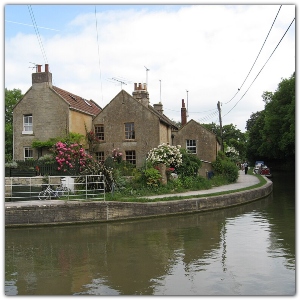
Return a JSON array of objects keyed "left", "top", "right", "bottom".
[
  {"left": 223, "top": 17, "right": 295, "bottom": 118},
  {"left": 27, "top": 5, "right": 48, "bottom": 64},
  {"left": 94, "top": 6, "right": 103, "bottom": 103},
  {"left": 224, "top": 5, "right": 282, "bottom": 105}
]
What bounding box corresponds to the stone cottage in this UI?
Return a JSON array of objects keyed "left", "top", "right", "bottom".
[
  {"left": 92, "top": 86, "right": 220, "bottom": 175},
  {"left": 172, "top": 100, "right": 221, "bottom": 176},
  {"left": 12, "top": 65, "right": 220, "bottom": 176},
  {"left": 12, "top": 64, "right": 101, "bottom": 160},
  {"left": 92, "top": 83, "right": 178, "bottom": 166}
]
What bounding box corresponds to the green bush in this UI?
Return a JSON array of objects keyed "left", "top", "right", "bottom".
[
  {"left": 176, "top": 149, "right": 202, "bottom": 177},
  {"left": 212, "top": 151, "right": 238, "bottom": 183},
  {"left": 143, "top": 168, "right": 162, "bottom": 187}
]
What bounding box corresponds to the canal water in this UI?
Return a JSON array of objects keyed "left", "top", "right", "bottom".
[{"left": 5, "top": 171, "right": 295, "bottom": 296}]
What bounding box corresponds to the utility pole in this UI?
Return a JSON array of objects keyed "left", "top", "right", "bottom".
[{"left": 217, "top": 101, "right": 224, "bottom": 152}]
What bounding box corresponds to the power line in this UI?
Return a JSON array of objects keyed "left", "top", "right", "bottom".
[
  {"left": 27, "top": 5, "right": 48, "bottom": 64},
  {"left": 6, "top": 20, "right": 60, "bottom": 31},
  {"left": 94, "top": 6, "right": 103, "bottom": 103},
  {"left": 224, "top": 5, "right": 282, "bottom": 105},
  {"left": 223, "top": 17, "right": 295, "bottom": 118}
]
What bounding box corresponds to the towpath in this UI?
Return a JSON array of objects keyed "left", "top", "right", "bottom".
[{"left": 5, "top": 170, "right": 260, "bottom": 208}]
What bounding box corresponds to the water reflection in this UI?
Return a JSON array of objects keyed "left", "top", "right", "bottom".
[{"left": 5, "top": 186, "right": 295, "bottom": 295}]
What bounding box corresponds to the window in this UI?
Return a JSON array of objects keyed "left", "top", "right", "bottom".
[
  {"left": 23, "top": 114, "right": 33, "bottom": 134},
  {"left": 95, "top": 125, "right": 104, "bottom": 141},
  {"left": 125, "top": 150, "right": 136, "bottom": 165},
  {"left": 95, "top": 151, "right": 104, "bottom": 163},
  {"left": 125, "top": 122, "right": 135, "bottom": 140},
  {"left": 24, "top": 147, "right": 33, "bottom": 160},
  {"left": 186, "top": 140, "right": 197, "bottom": 154}
]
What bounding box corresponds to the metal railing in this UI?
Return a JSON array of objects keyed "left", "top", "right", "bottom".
[{"left": 5, "top": 175, "right": 105, "bottom": 202}]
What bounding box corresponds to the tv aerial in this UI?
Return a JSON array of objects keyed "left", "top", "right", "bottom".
[{"left": 107, "top": 77, "right": 131, "bottom": 90}]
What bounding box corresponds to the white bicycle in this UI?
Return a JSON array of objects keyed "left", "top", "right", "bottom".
[{"left": 38, "top": 184, "right": 70, "bottom": 200}]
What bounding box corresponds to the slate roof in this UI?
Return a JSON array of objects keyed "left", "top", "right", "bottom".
[{"left": 52, "top": 86, "right": 102, "bottom": 116}]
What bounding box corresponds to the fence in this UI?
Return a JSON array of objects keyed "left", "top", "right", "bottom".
[
  {"left": 5, "top": 160, "right": 80, "bottom": 177},
  {"left": 5, "top": 175, "right": 105, "bottom": 202}
]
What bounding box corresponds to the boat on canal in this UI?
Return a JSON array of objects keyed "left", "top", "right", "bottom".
[{"left": 253, "top": 161, "right": 272, "bottom": 178}]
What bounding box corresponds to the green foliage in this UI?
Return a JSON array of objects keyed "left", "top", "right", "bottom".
[
  {"left": 212, "top": 151, "right": 238, "bottom": 183},
  {"left": 76, "top": 160, "right": 114, "bottom": 192},
  {"left": 32, "top": 133, "right": 84, "bottom": 149},
  {"left": 143, "top": 168, "right": 162, "bottom": 187},
  {"left": 176, "top": 149, "right": 202, "bottom": 177},
  {"left": 38, "top": 154, "right": 55, "bottom": 164},
  {"left": 5, "top": 88, "right": 23, "bottom": 123},
  {"left": 202, "top": 122, "right": 247, "bottom": 161},
  {"left": 246, "top": 72, "right": 295, "bottom": 162},
  {"left": 5, "top": 88, "right": 23, "bottom": 162}
]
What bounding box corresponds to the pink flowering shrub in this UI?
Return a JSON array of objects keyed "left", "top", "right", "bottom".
[
  {"left": 54, "top": 141, "right": 93, "bottom": 173},
  {"left": 112, "top": 148, "right": 123, "bottom": 163}
]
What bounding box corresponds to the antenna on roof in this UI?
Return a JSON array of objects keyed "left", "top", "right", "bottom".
[
  {"left": 29, "top": 62, "right": 38, "bottom": 72},
  {"left": 107, "top": 77, "right": 131, "bottom": 90},
  {"left": 144, "top": 66, "right": 149, "bottom": 87},
  {"left": 186, "top": 89, "right": 189, "bottom": 117},
  {"left": 159, "top": 80, "right": 162, "bottom": 103}
]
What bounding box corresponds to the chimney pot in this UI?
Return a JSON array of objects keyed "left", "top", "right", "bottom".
[
  {"left": 45, "top": 64, "right": 49, "bottom": 72},
  {"left": 37, "top": 65, "right": 42, "bottom": 72}
]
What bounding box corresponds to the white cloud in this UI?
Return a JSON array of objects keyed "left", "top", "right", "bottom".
[{"left": 4, "top": 4, "right": 295, "bottom": 132}]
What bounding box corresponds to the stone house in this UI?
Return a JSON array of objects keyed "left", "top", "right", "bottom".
[
  {"left": 92, "top": 83, "right": 178, "bottom": 167},
  {"left": 12, "top": 65, "right": 220, "bottom": 176},
  {"left": 92, "top": 87, "right": 220, "bottom": 175},
  {"left": 172, "top": 99, "right": 221, "bottom": 176},
  {"left": 12, "top": 64, "right": 101, "bottom": 160}
]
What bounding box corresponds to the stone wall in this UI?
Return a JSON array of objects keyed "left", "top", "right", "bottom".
[{"left": 5, "top": 180, "right": 273, "bottom": 227}]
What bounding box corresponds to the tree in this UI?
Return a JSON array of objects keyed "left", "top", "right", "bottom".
[
  {"left": 262, "top": 73, "right": 295, "bottom": 159},
  {"left": 246, "top": 111, "right": 266, "bottom": 163},
  {"left": 202, "top": 122, "right": 247, "bottom": 161},
  {"left": 5, "top": 88, "right": 23, "bottom": 161},
  {"left": 246, "top": 72, "right": 295, "bottom": 162}
]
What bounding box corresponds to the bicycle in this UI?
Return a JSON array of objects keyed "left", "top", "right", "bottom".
[{"left": 38, "top": 184, "right": 70, "bottom": 200}]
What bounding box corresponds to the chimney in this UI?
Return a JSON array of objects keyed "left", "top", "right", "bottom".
[
  {"left": 132, "top": 82, "right": 149, "bottom": 106},
  {"left": 32, "top": 64, "right": 52, "bottom": 87},
  {"left": 154, "top": 102, "right": 163, "bottom": 115},
  {"left": 181, "top": 99, "right": 187, "bottom": 126}
]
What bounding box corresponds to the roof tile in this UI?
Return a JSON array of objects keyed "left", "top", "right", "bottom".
[{"left": 52, "top": 86, "right": 101, "bottom": 116}]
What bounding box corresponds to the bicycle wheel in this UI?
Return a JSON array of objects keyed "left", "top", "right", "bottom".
[
  {"left": 56, "top": 187, "right": 64, "bottom": 197},
  {"left": 38, "top": 190, "right": 50, "bottom": 200}
]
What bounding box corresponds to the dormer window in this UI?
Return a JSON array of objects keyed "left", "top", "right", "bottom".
[{"left": 22, "top": 114, "right": 33, "bottom": 134}]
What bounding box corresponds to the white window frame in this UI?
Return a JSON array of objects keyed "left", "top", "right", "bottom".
[
  {"left": 22, "top": 114, "right": 33, "bottom": 134},
  {"left": 124, "top": 122, "right": 135, "bottom": 140},
  {"left": 186, "top": 140, "right": 197, "bottom": 154},
  {"left": 24, "top": 147, "right": 33, "bottom": 160}
]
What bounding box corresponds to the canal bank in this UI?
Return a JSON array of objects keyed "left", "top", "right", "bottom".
[{"left": 5, "top": 171, "right": 273, "bottom": 227}]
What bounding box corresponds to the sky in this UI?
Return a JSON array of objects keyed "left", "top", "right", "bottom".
[{"left": 3, "top": 2, "right": 296, "bottom": 132}]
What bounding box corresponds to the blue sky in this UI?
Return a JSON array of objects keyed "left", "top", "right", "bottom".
[{"left": 4, "top": 3, "right": 296, "bottom": 132}]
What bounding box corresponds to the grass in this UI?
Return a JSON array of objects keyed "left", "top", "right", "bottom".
[{"left": 95, "top": 171, "right": 268, "bottom": 203}]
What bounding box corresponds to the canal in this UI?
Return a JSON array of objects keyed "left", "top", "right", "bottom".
[{"left": 5, "top": 171, "right": 295, "bottom": 296}]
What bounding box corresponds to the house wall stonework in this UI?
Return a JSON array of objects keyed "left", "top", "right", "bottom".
[
  {"left": 93, "top": 91, "right": 173, "bottom": 167},
  {"left": 172, "top": 120, "right": 220, "bottom": 176},
  {"left": 69, "top": 110, "right": 93, "bottom": 148},
  {"left": 13, "top": 84, "right": 70, "bottom": 160}
]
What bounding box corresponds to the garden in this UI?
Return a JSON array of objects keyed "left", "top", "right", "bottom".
[{"left": 6, "top": 140, "right": 239, "bottom": 202}]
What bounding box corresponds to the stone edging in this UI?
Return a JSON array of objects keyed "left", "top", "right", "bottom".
[{"left": 5, "top": 179, "right": 273, "bottom": 228}]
